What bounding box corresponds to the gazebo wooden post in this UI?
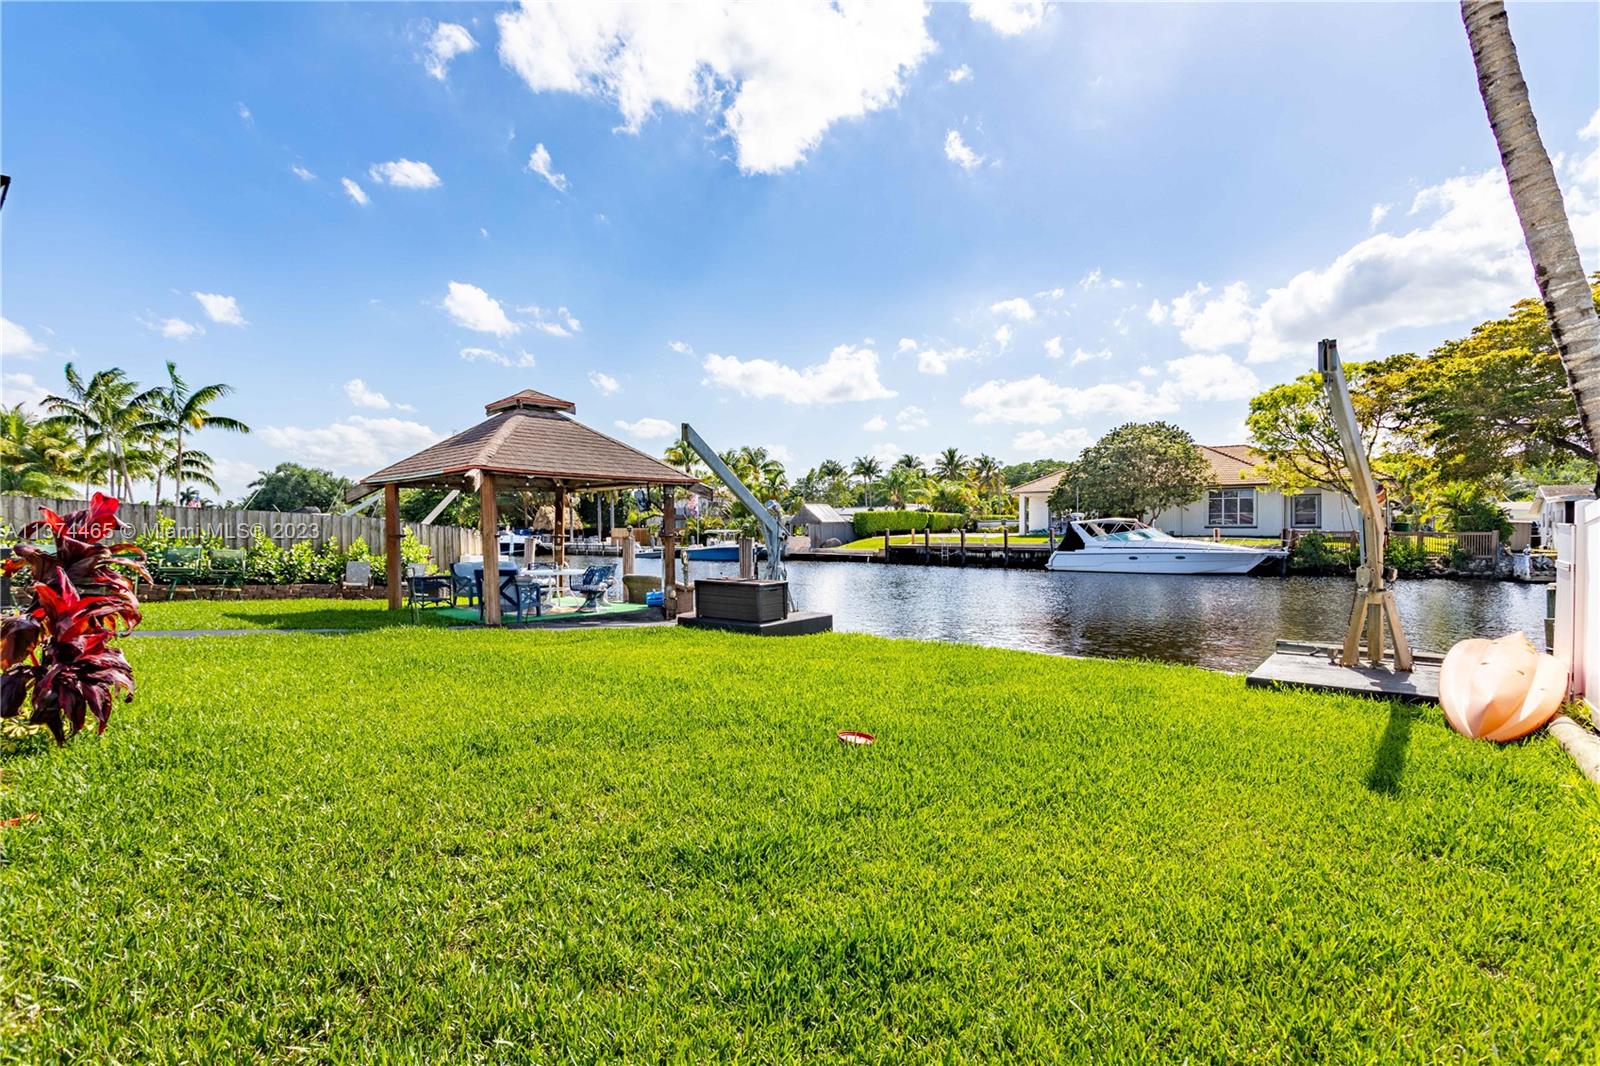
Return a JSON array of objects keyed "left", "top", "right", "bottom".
[
  {"left": 660, "top": 486, "right": 677, "bottom": 615},
  {"left": 383, "top": 483, "right": 402, "bottom": 610},
  {"left": 554, "top": 484, "right": 567, "bottom": 571},
  {"left": 479, "top": 471, "right": 501, "bottom": 626}
]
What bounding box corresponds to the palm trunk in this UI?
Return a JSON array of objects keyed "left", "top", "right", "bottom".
[
  {"left": 1462, "top": 0, "right": 1600, "bottom": 490},
  {"left": 174, "top": 429, "right": 184, "bottom": 509}
]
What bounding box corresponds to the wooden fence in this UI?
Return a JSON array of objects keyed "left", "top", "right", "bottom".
[
  {"left": 1283, "top": 528, "right": 1500, "bottom": 559},
  {"left": 1, "top": 495, "right": 482, "bottom": 567}
]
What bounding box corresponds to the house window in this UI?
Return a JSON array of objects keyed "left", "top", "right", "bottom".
[
  {"left": 1207, "top": 488, "right": 1256, "bottom": 528},
  {"left": 1290, "top": 493, "right": 1321, "bottom": 528}
]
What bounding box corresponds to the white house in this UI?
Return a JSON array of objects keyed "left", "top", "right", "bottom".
[
  {"left": 1534, "top": 484, "right": 1596, "bottom": 546},
  {"left": 1011, "top": 444, "right": 1362, "bottom": 538}
]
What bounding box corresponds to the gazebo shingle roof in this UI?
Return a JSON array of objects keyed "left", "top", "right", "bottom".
[{"left": 354, "top": 391, "right": 697, "bottom": 494}]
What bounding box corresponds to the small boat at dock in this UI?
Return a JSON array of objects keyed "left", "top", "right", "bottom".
[
  {"left": 637, "top": 530, "right": 768, "bottom": 561},
  {"left": 1045, "top": 517, "right": 1283, "bottom": 576}
]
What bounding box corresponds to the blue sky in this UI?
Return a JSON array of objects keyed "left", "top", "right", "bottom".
[{"left": 3, "top": 1, "right": 1598, "bottom": 500}]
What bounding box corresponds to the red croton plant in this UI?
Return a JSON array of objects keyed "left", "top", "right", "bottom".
[{"left": 1, "top": 493, "right": 149, "bottom": 743}]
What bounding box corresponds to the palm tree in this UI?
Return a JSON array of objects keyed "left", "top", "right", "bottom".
[
  {"left": 661, "top": 439, "right": 698, "bottom": 473},
  {"left": 147, "top": 361, "right": 249, "bottom": 505},
  {"left": 0, "top": 406, "right": 81, "bottom": 496},
  {"left": 933, "top": 447, "right": 968, "bottom": 482},
  {"left": 44, "top": 363, "right": 112, "bottom": 498},
  {"left": 893, "top": 453, "right": 926, "bottom": 474},
  {"left": 1462, "top": 1, "right": 1600, "bottom": 485},
  {"left": 883, "top": 464, "right": 927, "bottom": 508},
  {"left": 850, "top": 455, "right": 883, "bottom": 507},
  {"left": 970, "top": 453, "right": 1004, "bottom": 499}
]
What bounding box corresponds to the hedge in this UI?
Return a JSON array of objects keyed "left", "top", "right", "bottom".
[{"left": 852, "top": 510, "right": 967, "bottom": 536}]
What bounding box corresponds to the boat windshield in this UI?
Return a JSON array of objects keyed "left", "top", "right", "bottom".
[{"left": 1081, "top": 520, "right": 1173, "bottom": 542}]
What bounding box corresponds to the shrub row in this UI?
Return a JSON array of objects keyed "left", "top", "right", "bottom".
[
  {"left": 133, "top": 517, "right": 434, "bottom": 585},
  {"left": 851, "top": 510, "right": 967, "bottom": 536}
]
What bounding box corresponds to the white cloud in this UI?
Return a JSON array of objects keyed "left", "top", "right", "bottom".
[
  {"left": 1012, "top": 427, "right": 1090, "bottom": 457},
  {"left": 907, "top": 342, "right": 979, "bottom": 375},
  {"left": 2, "top": 317, "right": 47, "bottom": 357},
  {"left": 524, "top": 304, "right": 582, "bottom": 336},
  {"left": 895, "top": 405, "right": 929, "bottom": 431},
  {"left": 614, "top": 416, "right": 677, "bottom": 440},
  {"left": 968, "top": 0, "right": 1046, "bottom": 36},
  {"left": 445, "top": 282, "right": 520, "bottom": 336},
  {"left": 993, "top": 323, "right": 1014, "bottom": 350},
  {"left": 496, "top": 1, "right": 935, "bottom": 175},
  {"left": 944, "top": 129, "right": 984, "bottom": 171},
  {"left": 1043, "top": 336, "right": 1064, "bottom": 359},
  {"left": 1071, "top": 347, "right": 1111, "bottom": 366},
  {"left": 947, "top": 64, "right": 972, "bottom": 84},
  {"left": 1165, "top": 281, "right": 1254, "bottom": 351},
  {"left": 1174, "top": 114, "right": 1600, "bottom": 364},
  {"left": 1158, "top": 353, "right": 1259, "bottom": 402},
  {"left": 1137, "top": 365, "right": 1158, "bottom": 378},
  {"left": 989, "top": 296, "right": 1036, "bottom": 321},
  {"left": 236, "top": 102, "right": 253, "bottom": 126},
  {"left": 344, "top": 378, "right": 413, "bottom": 412},
  {"left": 260, "top": 415, "right": 439, "bottom": 473},
  {"left": 1078, "top": 268, "right": 1103, "bottom": 290},
  {"left": 2, "top": 371, "right": 50, "bottom": 412},
  {"left": 341, "top": 178, "right": 370, "bottom": 206},
  {"left": 1369, "top": 202, "right": 1391, "bottom": 230},
  {"left": 526, "top": 143, "right": 569, "bottom": 192},
  {"left": 423, "top": 21, "right": 478, "bottom": 80},
  {"left": 193, "top": 292, "right": 246, "bottom": 326},
  {"left": 1583, "top": 107, "right": 1600, "bottom": 142},
  {"left": 701, "top": 343, "right": 895, "bottom": 403},
  {"left": 291, "top": 164, "right": 316, "bottom": 181},
  {"left": 862, "top": 414, "right": 888, "bottom": 432},
  {"left": 962, "top": 375, "right": 1176, "bottom": 425},
  {"left": 148, "top": 316, "right": 204, "bottom": 340},
  {"left": 459, "top": 346, "right": 536, "bottom": 368},
  {"left": 588, "top": 370, "right": 620, "bottom": 395},
  {"left": 1145, "top": 298, "right": 1167, "bottom": 324},
  {"left": 368, "top": 159, "right": 442, "bottom": 189},
  {"left": 1037, "top": 286, "right": 1067, "bottom": 301},
  {"left": 668, "top": 340, "right": 694, "bottom": 355}
]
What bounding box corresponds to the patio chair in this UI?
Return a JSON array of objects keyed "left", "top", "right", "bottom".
[
  {"left": 571, "top": 564, "right": 617, "bottom": 613},
  {"left": 342, "top": 560, "right": 372, "bottom": 589},
  {"left": 149, "top": 545, "right": 204, "bottom": 600},
  {"left": 475, "top": 570, "right": 542, "bottom": 622},
  {"left": 450, "top": 561, "right": 479, "bottom": 606},
  {"left": 209, "top": 548, "right": 248, "bottom": 596}
]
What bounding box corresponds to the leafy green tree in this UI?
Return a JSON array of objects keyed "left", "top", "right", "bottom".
[
  {"left": 926, "top": 479, "right": 977, "bottom": 515},
  {"left": 883, "top": 464, "right": 928, "bottom": 507},
  {"left": 1001, "top": 458, "right": 1071, "bottom": 487},
  {"left": 243, "top": 463, "right": 353, "bottom": 512},
  {"left": 969, "top": 454, "right": 1004, "bottom": 499},
  {"left": 1047, "top": 422, "right": 1210, "bottom": 521},
  {"left": 1402, "top": 288, "right": 1600, "bottom": 480},
  {"left": 1246, "top": 353, "right": 1421, "bottom": 497},
  {"left": 1424, "top": 481, "right": 1512, "bottom": 536}
]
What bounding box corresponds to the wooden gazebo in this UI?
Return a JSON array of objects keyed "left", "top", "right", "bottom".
[{"left": 352, "top": 389, "right": 699, "bottom": 623}]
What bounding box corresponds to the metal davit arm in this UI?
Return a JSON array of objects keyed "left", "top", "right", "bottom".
[
  {"left": 679, "top": 423, "right": 788, "bottom": 585},
  {"left": 1317, "top": 339, "right": 1412, "bottom": 671}
]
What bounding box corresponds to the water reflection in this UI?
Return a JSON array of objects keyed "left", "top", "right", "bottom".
[{"left": 580, "top": 555, "right": 1547, "bottom": 673}]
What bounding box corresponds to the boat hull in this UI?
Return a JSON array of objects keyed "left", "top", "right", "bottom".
[{"left": 1045, "top": 548, "right": 1278, "bottom": 575}]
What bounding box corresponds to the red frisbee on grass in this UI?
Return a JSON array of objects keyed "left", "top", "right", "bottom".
[{"left": 836, "top": 730, "right": 875, "bottom": 746}]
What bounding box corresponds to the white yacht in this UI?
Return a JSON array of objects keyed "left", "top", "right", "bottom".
[{"left": 1044, "top": 517, "right": 1283, "bottom": 576}]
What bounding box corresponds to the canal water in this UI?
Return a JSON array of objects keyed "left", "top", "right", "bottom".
[{"left": 579, "top": 555, "right": 1548, "bottom": 673}]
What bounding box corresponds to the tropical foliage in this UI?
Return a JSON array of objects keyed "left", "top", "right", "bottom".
[
  {"left": 1047, "top": 422, "right": 1212, "bottom": 521},
  {"left": 1247, "top": 285, "right": 1600, "bottom": 516},
  {"left": 244, "top": 462, "right": 353, "bottom": 512},
  {"left": 850, "top": 510, "right": 967, "bottom": 536},
  {"left": 0, "top": 494, "right": 147, "bottom": 743},
  {"left": 3, "top": 361, "right": 248, "bottom": 505}
]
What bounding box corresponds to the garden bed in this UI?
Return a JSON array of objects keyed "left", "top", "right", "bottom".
[
  {"left": 135, "top": 581, "right": 393, "bottom": 601},
  {"left": 2, "top": 619, "right": 1595, "bottom": 1059}
]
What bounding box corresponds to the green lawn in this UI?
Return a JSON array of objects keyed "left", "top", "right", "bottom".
[
  {"left": 3, "top": 622, "right": 1597, "bottom": 1060},
  {"left": 139, "top": 597, "right": 456, "bottom": 631}
]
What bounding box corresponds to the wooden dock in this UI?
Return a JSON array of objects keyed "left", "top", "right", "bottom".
[{"left": 1246, "top": 641, "right": 1442, "bottom": 702}]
